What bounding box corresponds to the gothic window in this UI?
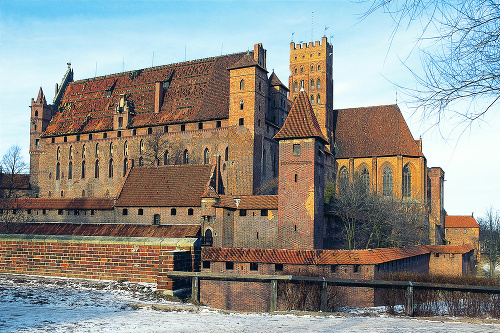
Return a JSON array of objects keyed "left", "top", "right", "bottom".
[
  {"left": 360, "top": 167, "right": 370, "bottom": 191},
  {"left": 240, "top": 100, "right": 244, "bottom": 110},
  {"left": 294, "top": 68, "right": 297, "bottom": 74},
  {"left": 311, "top": 65, "right": 314, "bottom": 72},
  {"left": 240, "top": 79, "right": 245, "bottom": 90},
  {"left": 69, "top": 146, "right": 73, "bottom": 159},
  {"left": 204, "top": 148, "right": 209, "bottom": 164},
  {"left": 123, "top": 158, "right": 128, "bottom": 176},
  {"left": 310, "top": 79, "right": 315, "bottom": 90},
  {"left": 124, "top": 141, "right": 128, "bottom": 156},
  {"left": 317, "top": 65, "right": 321, "bottom": 71},
  {"left": 138, "top": 156, "right": 143, "bottom": 166},
  {"left": 383, "top": 167, "right": 393, "bottom": 197},
  {"left": 95, "top": 143, "right": 99, "bottom": 158},
  {"left": 82, "top": 145, "right": 87, "bottom": 159},
  {"left": 300, "top": 80, "right": 304, "bottom": 89},
  {"left": 204, "top": 229, "right": 213, "bottom": 247},
  {"left": 56, "top": 162, "right": 60, "bottom": 180},
  {"left": 34, "top": 110, "right": 38, "bottom": 117},
  {"left": 81, "top": 160, "right": 86, "bottom": 179},
  {"left": 339, "top": 167, "right": 349, "bottom": 193},
  {"left": 310, "top": 95, "right": 314, "bottom": 104},
  {"left": 163, "top": 150, "right": 169, "bottom": 165},
  {"left": 317, "top": 78, "right": 321, "bottom": 89},
  {"left": 57, "top": 147, "right": 60, "bottom": 161},
  {"left": 300, "top": 67, "right": 303, "bottom": 73},
  {"left": 94, "top": 160, "right": 99, "bottom": 178},
  {"left": 403, "top": 164, "right": 412, "bottom": 197},
  {"left": 109, "top": 142, "right": 114, "bottom": 157},
  {"left": 108, "top": 159, "right": 113, "bottom": 177},
  {"left": 317, "top": 94, "right": 321, "bottom": 104},
  {"left": 68, "top": 161, "right": 73, "bottom": 180},
  {"left": 225, "top": 147, "right": 229, "bottom": 161},
  {"left": 183, "top": 150, "right": 189, "bottom": 164},
  {"left": 140, "top": 140, "right": 144, "bottom": 154},
  {"left": 294, "top": 81, "right": 298, "bottom": 92}
]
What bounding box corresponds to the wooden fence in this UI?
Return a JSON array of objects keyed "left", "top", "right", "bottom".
[{"left": 167, "top": 271, "right": 500, "bottom": 316}]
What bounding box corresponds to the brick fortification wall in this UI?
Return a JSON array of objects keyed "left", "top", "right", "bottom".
[{"left": 0, "top": 234, "right": 197, "bottom": 288}]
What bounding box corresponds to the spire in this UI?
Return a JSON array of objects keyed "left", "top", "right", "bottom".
[
  {"left": 36, "top": 87, "right": 46, "bottom": 105},
  {"left": 273, "top": 90, "right": 328, "bottom": 144}
]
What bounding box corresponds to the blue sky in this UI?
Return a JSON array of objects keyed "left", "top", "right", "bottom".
[{"left": 1, "top": 0, "right": 499, "bottom": 217}]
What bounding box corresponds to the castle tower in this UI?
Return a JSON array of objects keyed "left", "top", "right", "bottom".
[
  {"left": 428, "top": 167, "right": 445, "bottom": 245},
  {"left": 289, "top": 37, "right": 334, "bottom": 147},
  {"left": 268, "top": 71, "right": 289, "bottom": 128},
  {"left": 227, "top": 44, "right": 269, "bottom": 195},
  {"left": 30, "top": 87, "right": 53, "bottom": 195},
  {"left": 274, "top": 89, "right": 329, "bottom": 249}
]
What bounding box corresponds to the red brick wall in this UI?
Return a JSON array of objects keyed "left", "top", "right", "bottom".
[{"left": 0, "top": 235, "right": 196, "bottom": 288}]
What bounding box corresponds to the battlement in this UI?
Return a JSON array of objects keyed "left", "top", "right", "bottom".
[{"left": 290, "top": 37, "right": 329, "bottom": 50}]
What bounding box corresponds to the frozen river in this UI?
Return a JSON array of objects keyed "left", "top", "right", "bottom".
[{"left": 1, "top": 274, "right": 499, "bottom": 333}]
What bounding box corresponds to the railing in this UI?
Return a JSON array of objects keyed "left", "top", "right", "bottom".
[{"left": 167, "top": 271, "right": 500, "bottom": 315}]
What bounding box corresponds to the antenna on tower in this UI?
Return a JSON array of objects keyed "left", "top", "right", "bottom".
[
  {"left": 324, "top": 26, "right": 329, "bottom": 37},
  {"left": 311, "top": 12, "right": 314, "bottom": 42},
  {"left": 291, "top": 32, "right": 295, "bottom": 43}
]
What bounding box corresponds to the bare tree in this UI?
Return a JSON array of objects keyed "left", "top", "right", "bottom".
[
  {"left": 1, "top": 146, "right": 28, "bottom": 198},
  {"left": 363, "top": 0, "right": 500, "bottom": 126},
  {"left": 143, "top": 133, "right": 169, "bottom": 166},
  {"left": 479, "top": 207, "right": 500, "bottom": 277}
]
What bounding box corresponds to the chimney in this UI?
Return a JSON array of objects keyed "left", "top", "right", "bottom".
[
  {"left": 154, "top": 81, "right": 163, "bottom": 113},
  {"left": 253, "top": 43, "right": 266, "bottom": 70}
]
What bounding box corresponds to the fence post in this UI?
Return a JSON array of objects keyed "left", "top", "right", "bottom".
[
  {"left": 405, "top": 281, "right": 414, "bottom": 316},
  {"left": 320, "top": 279, "right": 328, "bottom": 312},
  {"left": 270, "top": 278, "right": 278, "bottom": 312},
  {"left": 191, "top": 274, "right": 199, "bottom": 302}
]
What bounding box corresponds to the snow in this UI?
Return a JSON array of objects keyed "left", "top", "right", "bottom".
[{"left": 1, "top": 274, "right": 499, "bottom": 333}]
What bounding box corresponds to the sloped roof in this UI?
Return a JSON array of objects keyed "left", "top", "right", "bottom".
[
  {"left": 0, "top": 222, "right": 200, "bottom": 238},
  {"left": 43, "top": 52, "right": 250, "bottom": 136},
  {"left": 202, "top": 246, "right": 430, "bottom": 265},
  {"left": 334, "top": 105, "right": 424, "bottom": 158},
  {"left": 273, "top": 90, "right": 328, "bottom": 143},
  {"left": 0, "top": 198, "right": 114, "bottom": 210},
  {"left": 269, "top": 71, "right": 288, "bottom": 90},
  {"left": 426, "top": 244, "right": 474, "bottom": 254},
  {"left": 116, "top": 165, "right": 214, "bottom": 207},
  {"left": 445, "top": 216, "right": 480, "bottom": 228},
  {"left": 227, "top": 52, "right": 266, "bottom": 71},
  {"left": 215, "top": 195, "right": 278, "bottom": 210}
]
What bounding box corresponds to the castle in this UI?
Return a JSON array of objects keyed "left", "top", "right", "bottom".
[{"left": 0, "top": 37, "right": 481, "bottom": 311}]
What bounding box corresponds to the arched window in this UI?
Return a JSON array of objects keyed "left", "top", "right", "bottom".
[
  {"left": 240, "top": 79, "right": 245, "bottom": 90},
  {"left": 140, "top": 140, "right": 144, "bottom": 155},
  {"left": 339, "top": 167, "right": 349, "bottom": 193},
  {"left": 294, "top": 68, "right": 297, "bottom": 74},
  {"left": 360, "top": 167, "right": 370, "bottom": 191},
  {"left": 109, "top": 142, "right": 114, "bottom": 157},
  {"left": 95, "top": 143, "right": 99, "bottom": 158},
  {"left": 311, "top": 65, "right": 314, "bottom": 72},
  {"left": 68, "top": 161, "right": 73, "bottom": 180},
  {"left": 310, "top": 79, "right": 315, "bottom": 90},
  {"left": 57, "top": 147, "right": 60, "bottom": 161},
  {"left": 294, "top": 81, "right": 298, "bottom": 92},
  {"left": 34, "top": 110, "right": 38, "bottom": 117},
  {"left": 317, "top": 78, "right": 321, "bottom": 89},
  {"left": 69, "top": 146, "right": 73, "bottom": 160},
  {"left": 403, "top": 164, "right": 412, "bottom": 197},
  {"left": 310, "top": 95, "right": 314, "bottom": 104},
  {"left": 300, "top": 67, "right": 303, "bottom": 73},
  {"left": 138, "top": 156, "right": 143, "bottom": 166},
  {"left": 94, "top": 160, "right": 99, "bottom": 178},
  {"left": 108, "top": 159, "right": 113, "bottom": 177},
  {"left": 82, "top": 145, "right": 87, "bottom": 159},
  {"left": 163, "top": 150, "right": 169, "bottom": 165},
  {"left": 300, "top": 80, "right": 304, "bottom": 89},
  {"left": 240, "top": 100, "right": 244, "bottom": 110},
  {"left": 56, "top": 162, "right": 60, "bottom": 180},
  {"left": 317, "top": 65, "right": 321, "bottom": 71},
  {"left": 124, "top": 141, "right": 128, "bottom": 156},
  {"left": 183, "top": 150, "right": 189, "bottom": 164},
  {"left": 123, "top": 158, "right": 128, "bottom": 176},
  {"left": 317, "top": 94, "right": 321, "bottom": 104},
  {"left": 204, "top": 148, "right": 209, "bottom": 164},
  {"left": 225, "top": 147, "right": 229, "bottom": 161},
  {"left": 204, "top": 229, "right": 213, "bottom": 246},
  {"left": 383, "top": 167, "right": 393, "bottom": 197},
  {"left": 82, "top": 190, "right": 85, "bottom": 197},
  {"left": 81, "top": 160, "right": 86, "bottom": 179}
]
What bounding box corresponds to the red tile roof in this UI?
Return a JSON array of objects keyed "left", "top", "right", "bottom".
[
  {"left": 202, "top": 246, "right": 430, "bottom": 265},
  {"left": 334, "top": 105, "right": 424, "bottom": 158},
  {"left": 426, "top": 244, "right": 474, "bottom": 254},
  {"left": 269, "top": 71, "right": 288, "bottom": 90},
  {"left": 0, "top": 222, "right": 200, "bottom": 238},
  {"left": 274, "top": 90, "right": 328, "bottom": 143},
  {"left": 0, "top": 198, "right": 114, "bottom": 210},
  {"left": 445, "top": 216, "right": 480, "bottom": 228},
  {"left": 227, "top": 53, "right": 265, "bottom": 71},
  {"left": 115, "top": 165, "right": 214, "bottom": 207},
  {"left": 43, "top": 52, "right": 250, "bottom": 137},
  {"left": 214, "top": 195, "right": 278, "bottom": 210}
]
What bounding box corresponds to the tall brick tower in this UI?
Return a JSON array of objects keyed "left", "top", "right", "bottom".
[
  {"left": 289, "top": 37, "right": 334, "bottom": 147},
  {"left": 29, "top": 88, "right": 53, "bottom": 195},
  {"left": 227, "top": 44, "right": 268, "bottom": 195},
  {"left": 274, "top": 89, "right": 329, "bottom": 249}
]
